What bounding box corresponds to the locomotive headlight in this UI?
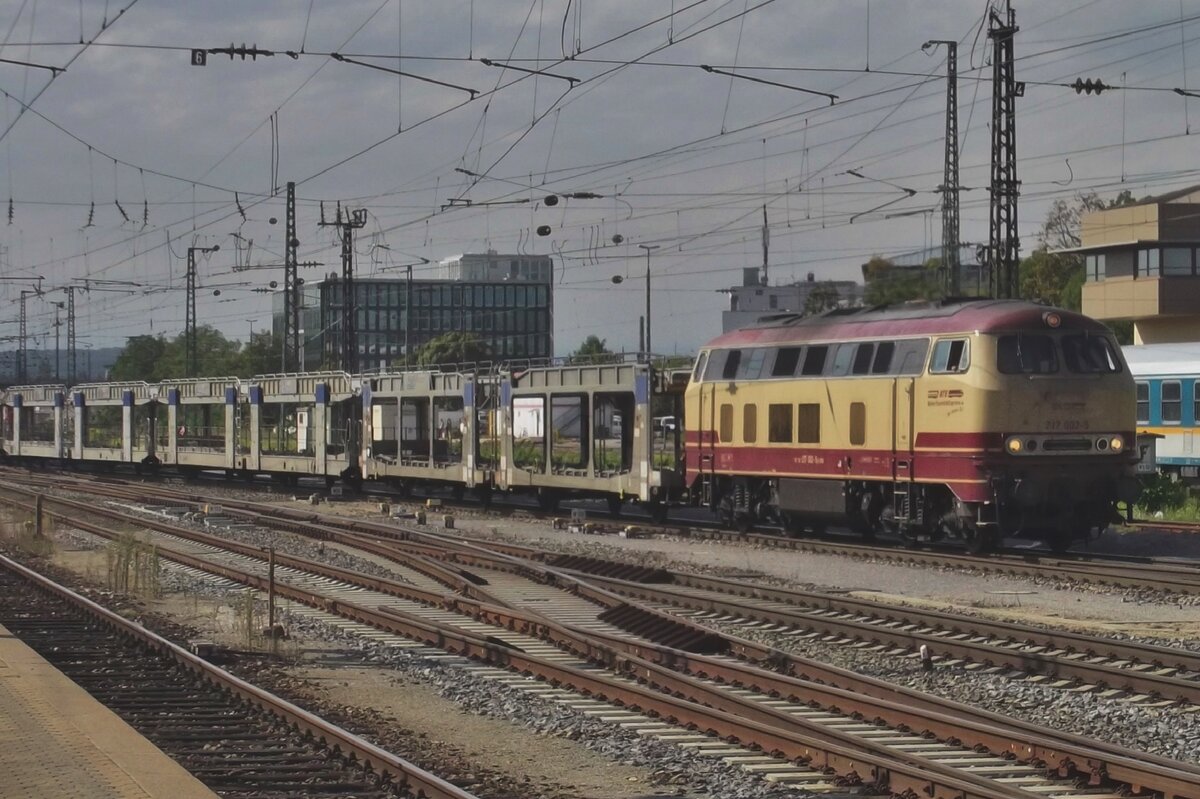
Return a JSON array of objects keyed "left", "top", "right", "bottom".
[
  {"left": 1006, "top": 437, "right": 1023, "bottom": 454},
  {"left": 1110, "top": 435, "right": 1124, "bottom": 452}
]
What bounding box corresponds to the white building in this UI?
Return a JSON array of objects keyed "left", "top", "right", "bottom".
[
  {"left": 437, "top": 251, "right": 554, "bottom": 283},
  {"left": 721, "top": 267, "right": 862, "bottom": 333}
]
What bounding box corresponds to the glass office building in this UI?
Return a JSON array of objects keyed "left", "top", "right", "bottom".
[{"left": 272, "top": 254, "right": 554, "bottom": 371}]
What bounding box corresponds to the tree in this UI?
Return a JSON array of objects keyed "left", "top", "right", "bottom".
[
  {"left": 109, "top": 335, "right": 167, "bottom": 381},
  {"left": 236, "top": 331, "right": 281, "bottom": 377},
  {"left": 415, "top": 331, "right": 493, "bottom": 367},
  {"left": 570, "top": 335, "right": 617, "bottom": 364},
  {"left": 863, "top": 256, "right": 943, "bottom": 306},
  {"left": 802, "top": 282, "right": 842, "bottom": 316}
]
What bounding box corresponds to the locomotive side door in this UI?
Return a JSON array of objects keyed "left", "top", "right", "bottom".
[{"left": 892, "top": 377, "right": 915, "bottom": 477}]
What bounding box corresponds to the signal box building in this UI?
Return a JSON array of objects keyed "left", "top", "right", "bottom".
[
  {"left": 1076, "top": 186, "right": 1200, "bottom": 344},
  {"left": 272, "top": 252, "right": 554, "bottom": 371}
]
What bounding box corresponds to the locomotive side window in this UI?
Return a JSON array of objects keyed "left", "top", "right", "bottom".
[
  {"left": 831, "top": 343, "right": 855, "bottom": 376},
  {"left": 849, "top": 402, "right": 866, "bottom": 446},
  {"left": 930, "top": 338, "right": 970, "bottom": 374},
  {"left": 851, "top": 343, "right": 874, "bottom": 375},
  {"left": 871, "top": 341, "right": 895, "bottom": 374},
  {"left": 743, "top": 404, "right": 758, "bottom": 443},
  {"left": 1162, "top": 381, "right": 1182, "bottom": 423},
  {"left": 1136, "top": 382, "right": 1149, "bottom": 424},
  {"left": 797, "top": 403, "right": 821, "bottom": 443},
  {"left": 721, "top": 350, "right": 742, "bottom": 380},
  {"left": 768, "top": 404, "right": 793, "bottom": 443},
  {"left": 738, "top": 348, "right": 768, "bottom": 380},
  {"left": 1061, "top": 335, "right": 1121, "bottom": 374},
  {"left": 894, "top": 339, "right": 930, "bottom": 375},
  {"left": 719, "top": 403, "right": 734, "bottom": 442},
  {"left": 801, "top": 346, "right": 828, "bottom": 376},
  {"left": 996, "top": 334, "right": 1056, "bottom": 374},
  {"left": 772, "top": 347, "right": 802, "bottom": 377}
]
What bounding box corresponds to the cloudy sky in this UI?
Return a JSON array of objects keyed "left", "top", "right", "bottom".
[{"left": 1, "top": 1, "right": 1198, "bottom": 359}]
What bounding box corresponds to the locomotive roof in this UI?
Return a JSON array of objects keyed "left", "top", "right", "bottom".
[
  {"left": 1123, "top": 342, "right": 1200, "bottom": 377},
  {"left": 704, "top": 299, "right": 1109, "bottom": 349}
]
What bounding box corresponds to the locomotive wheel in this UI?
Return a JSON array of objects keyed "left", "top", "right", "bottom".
[
  {"left": 964, "top": 524, "right": 997, "bottom": 555},
  {"left": 899, "top": 526, "right": 922, "bottom": 549}
]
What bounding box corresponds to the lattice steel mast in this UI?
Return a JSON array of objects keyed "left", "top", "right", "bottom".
[{"left": 988, "top": 2, "right": 1022, "bottom": 299}]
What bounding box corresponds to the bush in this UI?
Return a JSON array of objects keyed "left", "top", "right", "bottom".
[{"left": 1137, "top": 472, "right": 1188, "bottom": 514}]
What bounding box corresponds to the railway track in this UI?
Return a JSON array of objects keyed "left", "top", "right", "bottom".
[
  {"left": 3, "top": 483, "right": 1199, "bottom": 798},
  {"left": 0, "top": 554, "right": 477, "bottom": 799},
  {"left": 9, "top": 472, "right": 1200, "bottom": 704},
  {"left": 8, "top": 466, "right": 1200, "bottom": 596}
]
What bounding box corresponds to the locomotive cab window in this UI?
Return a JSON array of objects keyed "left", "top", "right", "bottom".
[
  {"left": 930, "top": 338, "right": 970, "bottom": 374},
  {"left": 1162, "top": 381, "right": 1182, "bottom": 423},
  {"left": 996, "top": 334, "right": 1057, "bottom": 374},
  {"left": 1136, "top": 382, "right": 1149, "bottom": 424},
  {"left": 1061, "top": 334, "right": 1121, "bottom": 374},
  {"left": 692, "top": 351, "right": 708, "bottom": 382}
]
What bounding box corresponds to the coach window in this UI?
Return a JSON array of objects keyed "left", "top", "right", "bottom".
[
  {"left": 872, "top": 341, "right": 895, "bottom": 374},
  {"left": 801, "top": 345, "right": 828, "bottom": 376},
  {"left": 849, "top": 402, "right": 866, "bottom": 446},
  {"left": 719, "top": 404, "right": 734, "bottom": 442},
  {"left": 797, "top": 403, "right": 820, "bottom": 443},
  {"left": 1136, "top": 382, "right": 1149, "bottom": 424},
  {"left": 1162, "top": 381, "right": 1182, "bottom": 423},
  {"left": 772, "top": 347, "right": 802, "bottom": 377},
  {"left": 721, "top": 350, "right": 742, "bottom": 380},
  {"left": 768, "top": 404, "right": 793, "bottom": 443},
  {"left": 743, "top": 404, "right": 758, "bottom": 443},
  {"left": 851, "top": 343, "right": 875, "bottom": 375},
  {"left": 692, "top": 352, "right": 708, "bottom": 382},
  {"left": 930, "top": 338, "right": 970, "bottom": 374}
]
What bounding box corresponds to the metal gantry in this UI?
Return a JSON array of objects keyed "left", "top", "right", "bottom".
[
  {"left": 186, "top": 244, "right": 221, "bottom": 377},
  {"left": 987, "top": 2, "right": 1022, "bottom": 299},
  {"left": 319, "top": 205, "right": 368, "bottom": 373},
  {"left": 926, "top": 39, "right": 961, "bottom": 296},
  {"left": 282, "top": 181, "right": 300, "bottom": 372}
]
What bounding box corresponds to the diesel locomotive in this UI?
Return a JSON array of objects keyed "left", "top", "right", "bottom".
[{"left": 684, "top": 299, "right": 1141, "bottom": 552}]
